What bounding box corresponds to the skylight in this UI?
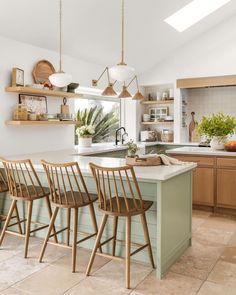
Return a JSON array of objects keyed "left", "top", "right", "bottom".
[{"left": 164, "top": 0, "right": 231, "bottom": 32}]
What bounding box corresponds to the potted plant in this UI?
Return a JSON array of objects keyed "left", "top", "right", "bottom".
[
  {"left": 76, "top": 125, "right": 95, "bottom": 147},
  {"left": 126, "top": 140, "right": 139, "bottom": 157},
  {"left": 198, "top": 113, "right": 236, "bottom": 150}
]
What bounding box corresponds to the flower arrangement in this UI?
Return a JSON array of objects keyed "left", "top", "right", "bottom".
[
  {"left": 76, "top": 125, "right": 95, "bottom": 138},
  {"left": 198, "top": 113, "right": 236, "bottom": 139},
  {"left": 126, "top": 140, "right": 139, "bottom": 157}
]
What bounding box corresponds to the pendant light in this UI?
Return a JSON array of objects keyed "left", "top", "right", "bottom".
[
  {"left": 49, "top": 0, "right": 72, "bottom": 88},
  {"left": 109, "top": 0, "right": 135, "bottom": 82},
  {"left": 118, "top": 76, "right": 144, "bottom": 99},
  {"left": 92, "top": 67, "right": 117, "bottom": 96}
]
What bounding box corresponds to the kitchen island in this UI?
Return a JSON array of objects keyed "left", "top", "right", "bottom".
[
  {"left": 167, "top": 147, "right": 236, "bottom": 215},
  {"left": 0, "top": 149, "right": 196, "bottom": 279}
]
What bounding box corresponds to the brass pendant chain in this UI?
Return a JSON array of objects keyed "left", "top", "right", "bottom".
[
  {"left": 59, "top": 0, "right": 62, "bottom": 72},
  {"left": 121, "top": 0, "right": 125, "bottom": 65}
]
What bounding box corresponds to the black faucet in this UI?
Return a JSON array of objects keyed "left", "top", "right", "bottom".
[{"left": 115, "top": 127, "right": 127, "bottom": 145}]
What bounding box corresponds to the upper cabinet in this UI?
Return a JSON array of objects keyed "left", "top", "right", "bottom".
[{"left": 177, "top": 74, "right": 236, "bottom": 89}]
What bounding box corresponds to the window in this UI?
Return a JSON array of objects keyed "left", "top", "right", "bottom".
[{"left": 75, "top": 96, "right": 120, "bottom": 144}]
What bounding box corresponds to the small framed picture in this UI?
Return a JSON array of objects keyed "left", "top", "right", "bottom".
[
  {"left": 12, "top": 67, "right": 24, "bottom": 86},
  {"left": 19, "top": 94, "right": 48, "bottom": 114},
  {"left": 149, "top": 107, "right": 169, "bottom": 121}
]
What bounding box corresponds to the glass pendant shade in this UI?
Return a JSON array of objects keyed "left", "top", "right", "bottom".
[
  {"left": 102, "top": 84, "right": 117, "bottom": 96},
  {"left": 109, "top": 64, "right": 135, "bottom": 82},
  {"left": 133, "top": 91, "right": 144, "bottom": 100},
  {"left": 49, "top": 72, "right": 72, "bottom": 88},
  {"left": 118, "top": 85, "right": 132, "bottom": 98}
]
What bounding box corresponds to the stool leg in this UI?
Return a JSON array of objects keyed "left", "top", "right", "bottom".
[
  {"left": 86, "top": 214, "right": 108, "bottom": 276},
  {"left": 67, "top": 208, "right": 71, "bottom": 246},
  {"left": 72, "top": 208, "right": 78, "bottom": 273},
  {"left": 0, "top": 199, "right": 16, "bottom": 246},
  {"left": 141, "top": 213, "right": 155, "bottom": 269},
  {"left": 39, "top": 207, "right": 59, "bottom": 263},
  {"left": 14, "top": 202, "right": 23, "bottom": 234},
  {"left": 125, "top": 216, "right": 131, "bottom": 289},
  {"left": 24, "top": 200, "right": 33, "bottom": 258},
  {"left": 112, "top": 216, "right": 118, "bottom": 256},
  {"left": 45, "top": 196, "right": 58, "bottom": 244},
  {"left": 88, "top": 203, "right": 102, "bottom": 252}
]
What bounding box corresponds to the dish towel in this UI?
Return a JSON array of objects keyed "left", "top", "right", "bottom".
[{"left": 140, "top": 153, "right": 186, "bottom": 166}]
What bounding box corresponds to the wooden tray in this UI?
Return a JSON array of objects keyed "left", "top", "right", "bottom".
[
  {"left": 32, "top": 60, "right": 55, "bottom": 84},
  {"left": 126, "top": 156, "right": 162, "bottom": 166}
]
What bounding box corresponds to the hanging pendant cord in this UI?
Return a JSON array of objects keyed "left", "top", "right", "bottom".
[
  {"left": 121, "top": 0, "right": 125, "bottom": 64},
  {"left": 59, "top": 0, "right": 62, "bottom": 72}
]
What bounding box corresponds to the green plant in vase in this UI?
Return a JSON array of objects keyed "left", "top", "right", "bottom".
[
  {"left": 127, "top": 140, "right": 139, "bottom": 157},
  {"left": 198, "top": 113, "right": 236, "bottom": 150}
]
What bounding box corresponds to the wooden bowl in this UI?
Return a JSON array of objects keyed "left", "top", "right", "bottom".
[{"left": 224, "top": 141, "right": 236, "bottom": 152}]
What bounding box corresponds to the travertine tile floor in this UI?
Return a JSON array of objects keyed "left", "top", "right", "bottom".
[{"left": 1, "top": 210, "right": 236, "bottom": 295}]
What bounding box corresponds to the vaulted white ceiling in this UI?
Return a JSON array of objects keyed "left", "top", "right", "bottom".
[{"left": 1, "top": 0, "right": 236, "bottom": 74}]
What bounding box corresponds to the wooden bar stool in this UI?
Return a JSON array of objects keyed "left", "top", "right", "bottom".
[
  {"left": 39, "top": 160, "right": 100, "bottom": 273},
  {"left": 0, "top": 158, "right": 57, "bottom": 258},
  {"left": 0, "top": 170, "right": 22, "bottom": 233},
  {"left": 86, "top": 163, "right": 155, "bottom": 289}
]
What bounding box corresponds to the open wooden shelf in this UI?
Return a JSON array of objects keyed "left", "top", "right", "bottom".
[
  {"left": 5, "top": 86, "right": 82, "bottom": 98},
  {"left": 141, "top": 100, "right": 174, "bottom": 105},
  {"left": 141, "top": 121, "right": 174, "bottom": 125},
  {"left": 5, "top": 120, "right": 80, "bottom": 126}
]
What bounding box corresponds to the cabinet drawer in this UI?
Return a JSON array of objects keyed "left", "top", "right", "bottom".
[
  {"left": 217, "top": 158, "right": 236, "bottom": 168},
  {"left": 173, "top": 155, "right": 214, "bottom": 166}
]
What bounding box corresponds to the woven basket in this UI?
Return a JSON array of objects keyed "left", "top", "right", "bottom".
[{"left": 126, "top": 156, "right": 162, "bottom": 166}]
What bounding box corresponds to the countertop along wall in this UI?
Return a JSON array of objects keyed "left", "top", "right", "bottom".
[{"left": 0, "top": 35, "right": 106, "bottom": 156}]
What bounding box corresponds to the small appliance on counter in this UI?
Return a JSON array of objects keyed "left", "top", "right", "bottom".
[
  {"left": 140, "top": 130, "right": 157, "bottom": 142},
  {"left": 161, "top": 129, "right": 173, "bottom": 142}
]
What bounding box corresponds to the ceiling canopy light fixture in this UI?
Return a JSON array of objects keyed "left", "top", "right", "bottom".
[
  {"left": 118, "top": 76, "right": 144, "bottom": 100},
  {"left": 165, "top": 0, "right": 231, "bottom": 32},
  {"left": 92, "top": 67, "right": 117, "bottom": 96},
  {"left": 49, "top": 0, "right": 72, "bottom": 87},
  {"left": 109, "top": 0, "right": 135, "bottom": 82}
]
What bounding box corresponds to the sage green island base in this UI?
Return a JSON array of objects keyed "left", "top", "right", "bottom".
[{"left": 0, "top": 150, "right": 195, "bottom": 279}]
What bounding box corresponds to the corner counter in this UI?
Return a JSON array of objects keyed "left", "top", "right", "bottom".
[
  {"left": 167, "top": 147, "right": 236, "bottom": 215},
  {"left": 0, "top": 149, "right": 196, "bottom": 279}
]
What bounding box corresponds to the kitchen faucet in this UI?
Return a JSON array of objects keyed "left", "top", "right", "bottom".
[{"left": 115, "top": 127, "right": 128, "bottom": 145}]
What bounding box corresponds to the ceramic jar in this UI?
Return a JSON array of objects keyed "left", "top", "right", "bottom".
[{"left": 78, "top": 136, "right": 92, "bottom": 147}]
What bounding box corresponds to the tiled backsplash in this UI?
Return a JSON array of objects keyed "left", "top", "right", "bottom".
[{"left": 187, "top": 86, "right": 236, "bottom": 123}]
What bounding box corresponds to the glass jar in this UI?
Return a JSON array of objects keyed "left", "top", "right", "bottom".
[{"left": 13, "top": 104, "right": 28, "bottom": 121}]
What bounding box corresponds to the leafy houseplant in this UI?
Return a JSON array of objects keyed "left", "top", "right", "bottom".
[
  {"left": 76, "top": 125, "right": 95, "bottom": 147},
  {"left": 75, "top": 106, "right": 119, "bottom": 144},
  {"left": 126, "top": 140, "right": 139, "bottom": 157},
  {"left": 198, "top": 113, "right": 236, "bottom": 150}
]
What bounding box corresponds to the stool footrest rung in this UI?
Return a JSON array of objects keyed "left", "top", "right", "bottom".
[
  {"left": 5, "top": 231, "right": 25, "bottom": 238},
  {"left": 76, "top": 233, "right": 97, "bottom": 245},
  {"left": 30, "top": 224, "right": 49, "bottom": 234},
  {"left": 6, "top": 219, "right": 27, "bottom": 228},
  {"left": 99, "top": 236, "right": 115, "bottom": 247},
  {"left": 49, "top": 227, "right": 68, "bottom": 238},
  {"left": 96, "top": 252, "right": 124, "bottom": 262},
  {"left": 130, "top": 244, "right": 148, "bottom": 257}
]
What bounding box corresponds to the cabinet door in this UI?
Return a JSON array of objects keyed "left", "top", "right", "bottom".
[
  {"left": 217, "top": 169, "right": 236, "bottom": 209},
  {"left": 193, "top": 168, "right": 214, "bottom": 205}
]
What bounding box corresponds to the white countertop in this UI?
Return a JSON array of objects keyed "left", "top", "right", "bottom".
[
  {"left": 2, "top": 149, "right": 196, "bottom": 182},
  {"left": 167, "top": 146, "right": 236, "bottom": 157},
  {"left": 72, "top": 141, "right": 198, "bottom": 156}
]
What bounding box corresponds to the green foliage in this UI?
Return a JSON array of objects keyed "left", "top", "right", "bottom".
[
  {"left": 126, "top": 140, "right": 139, "bottom": 156},
  {"left": 198, "top": 113, "right": 236, "bottom": 139},
  {"left": 76, "top": 106, "right": 119, "bottom": 143}
]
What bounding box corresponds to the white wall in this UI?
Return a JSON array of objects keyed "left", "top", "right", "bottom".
[
  {"left": 0, "top": 36, "right": 105, "bottom": 156},
  {"left": 140, "top": 15, "right": 236, "bottom": 86}
]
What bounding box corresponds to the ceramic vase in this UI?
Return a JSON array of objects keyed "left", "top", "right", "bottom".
[
  {"left": 78, "top": 136, "right": 92, "bottom": 147},
  {"left": 210, "top": 136, "right": 227, "bottom": 150}
]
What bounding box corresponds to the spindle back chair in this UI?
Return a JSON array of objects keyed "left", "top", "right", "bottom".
[
  {"left": 39, "top": 160, "right": 99, "bottom": 273},
  {"left": 41, "top": 160, "right": 93, "bottom": 208},
  {"left": 0, "top": 157, "right": 57, "bottom": 258},
  {"left": 0, "top": 170, "right": 8, "bottom": 192},
  {"left": 86, "top": 163, "right": 155, "bottom": 289}
]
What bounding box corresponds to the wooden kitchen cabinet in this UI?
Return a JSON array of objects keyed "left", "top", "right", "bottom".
[
  {"left": 217, "top": 169, "right": 236, "bottom": 209},
  {"left": 193, "top": 167, "right": 214, "bottom": 205}
]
